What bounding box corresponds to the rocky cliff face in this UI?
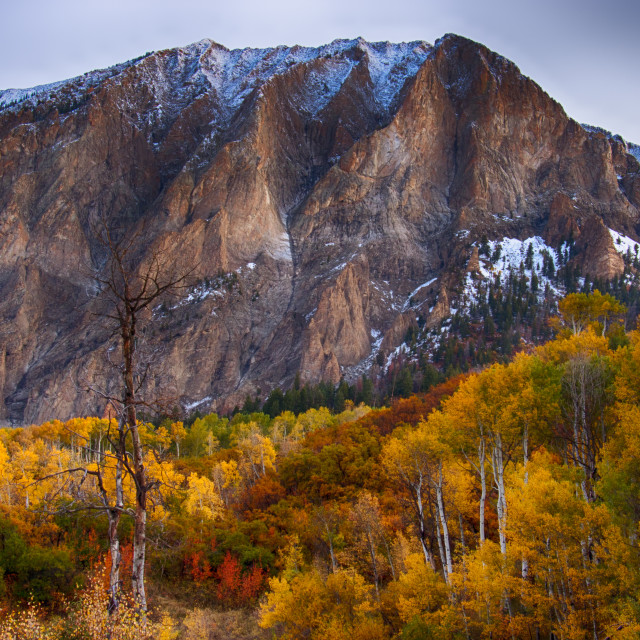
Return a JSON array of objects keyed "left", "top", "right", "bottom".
[{"left": 1, "top": 35, "right": 639, "bottom": 425}]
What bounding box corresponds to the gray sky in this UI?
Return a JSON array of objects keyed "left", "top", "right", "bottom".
[{"left": 1, "top": 0, "right": 638, "bottom": 142}]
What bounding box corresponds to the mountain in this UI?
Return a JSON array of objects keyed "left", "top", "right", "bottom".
[{"left": 1, "top": 34, "right": 639, "bottom": 425}]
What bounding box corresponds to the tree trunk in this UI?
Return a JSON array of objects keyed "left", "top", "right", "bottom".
[
  {"left": 107, "top": 452, "right": 124, "bottom": 613},
  {"left": 435, "top": 463, "right": 453, "bottom": 581},
  {"left": 123, "top": 315, "right": 149, "bottom": 611},
  {"left": 491, "top": 433, "right": 507, "bottom": 556},
  {"left": 366, "top": 530, "right": 380, "bottom": 600},
  {"left": 107, "top": 511, "right": 122, "bottom": 613},
  {"left": 382, "top": 533, "right": 396, "bottom": 581},
  {"left": 131, "top": 505, "right": 147, "bottom": 610},
  {"left": 324, "top": 521, "right": 337, "bottom": 573},
  {"left": 479, "top": 437, "right": 487, "bottom": 544},
  {"left": 522, "top": 423, "right": 529, "bottom": 581},
  {"left": 415, "top": 476, "right": 435, "bottom": 569}
]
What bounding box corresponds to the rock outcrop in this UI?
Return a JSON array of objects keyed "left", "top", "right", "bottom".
[{"left": 0, "top": 35, "right": 639, "bottom": 424}]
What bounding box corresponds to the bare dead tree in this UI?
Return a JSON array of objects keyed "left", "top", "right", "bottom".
[{"left": 91, "top": 216, "right": 196, "bottom": 611}]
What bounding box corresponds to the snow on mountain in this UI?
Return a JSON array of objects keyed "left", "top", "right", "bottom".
[
  {"left": 459, "top": 236, "right": 563, "bottom": 313},
  {"left": 0, "top": 38, "right": 431, "bottom": 127},
  {"left": 193, "top": 37, "right": 431, "bottom": 122},
  {"left": 0, "top": 56, "right": 149, "bottom": 109},
  {"left": 609, "top": 228, "right": 640, "bottom": 257},
  {"left": 581, "top": 124, "right": 640, "bottom": 163},
  {"left": 356, "top": 39, "right": 432, "bottom": 108}
]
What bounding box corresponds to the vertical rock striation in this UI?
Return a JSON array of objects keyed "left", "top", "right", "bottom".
[{"left": 0, "top": 35, "right": 638, "bottom": 424}]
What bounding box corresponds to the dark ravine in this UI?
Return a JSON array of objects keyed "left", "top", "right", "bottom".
[{"left": 0, "top": 34, "right": 639, "bottom": 425}]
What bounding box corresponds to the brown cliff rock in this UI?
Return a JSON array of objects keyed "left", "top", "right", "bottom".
[
  {"left": 0, "top": 35, "right": 639, "bottom": 424},
  {"left": 300, "top": 260, "right": 372, "bottom": 384},
  {"left": 545, "top": 193, "right": 581, "bottom": 246},
  {"left": 574, "top": 216, "right": 625, "bottom": 279}
]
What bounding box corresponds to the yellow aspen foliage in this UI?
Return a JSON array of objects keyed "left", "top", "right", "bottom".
[
  {"left": 506, "top": 450, "right": 620, "bottom": 639},
  {"left": 271, "top": 411, "right": 297, "bottom": 443},
  {"left": 145, "top": 457, "right": 181, "bottom": 522},
  {"left": 384, "top": 552, "right": 449, "bottom": 626},
  {"left": 599, "top": 403, "right": 640, "bottom": 537},
  {"left": 291, "top": 407, "right": 334, "bottom": 440},
  {"left": 537, "top": 326, "right": 611, "bottom": 365},
  {"left": 238, "top": 430, "right": 276, "bottom": 483},
  {"left": 153, "top": 426, "right": 172, "bottom": 454},
  {"left": 451, "top": 539, "right": 511, "bottom": 637},
  {"left": 0, "top": 440, "right": 10, "bottom": 504},
  {"left": 279, "top": 534, "right": 305, "bottom": 579},
  {"left": 156, "top": 615, "right": 179, "bottom": 640},
  {"left": 614, "top": 330, "right": 640, "bottom": 405},
  {"left": 557, "top": 290, "right": 626, "bottom": 336},
  {"left": 333, "top": 403, "right": 371, "bottom": 425},
  {"left": 183, "top": 473, "right": 223, "bottom": 522},
  {"left": 219, "top": 459, "right": 242, "bottom": 489},
  {"left": 0, "top": 565, "right": 176, "bottom": 640},
  {"left": 146, "top": 456, "right": 181, "bottom": 489},
  {"left": 259, "top": 567, "right": 382, "bottom": 640},
  {"left": 170, "top": 421, "right": 186, "bottom": 457},
  {"left": 137, "top": 422, "right": 155, "bottom": 447}
]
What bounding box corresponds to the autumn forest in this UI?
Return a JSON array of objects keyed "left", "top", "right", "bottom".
[{"left": 1, "top": 293, "right": 640, "bottom": 639}]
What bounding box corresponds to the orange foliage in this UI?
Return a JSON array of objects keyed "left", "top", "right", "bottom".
[
  {"left": 216, "top": 551, "right": 265, "bottom": 606},
  {"left": 240, "top": 473, "right": 286, "bottom": 511},
  {"left": 186, "top": 550, "right": 213, "bottom": 584},
  {"left": 358, "top": 376, "right": 466, "bottom": 435}
]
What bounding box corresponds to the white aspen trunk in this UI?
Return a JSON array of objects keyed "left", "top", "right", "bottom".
[
  {"left": 522, "top": 423, "right": 529, "bottom": 581},
  {"left": 108, "top": 517, "right": 121, "bottom": 613},
  {"left": 324, "top": 521, "right": 337, "bottom": 573},
  {"left": 491, "top": 433, "right": 507, "bottom": 556},
  {"left": 131, "top": 507, "right": 147, "bottom": 611},
  {"left": 478, "top": 437, "right": 487, "bottom": 544},
  {"left": 435, "top": 512, "right": 447, "bottom": 582},
  {"left": 108, "top": 455, "right": 124, "bottom": 613},
  {"left": 436, "top": 463, "right": 453, "bottom": 580},
  {"left": 459, "top": 513, "right": 466, "bottom": 556},
  {"left": 415, "top": 475, "right": 434, "bottom": 569}
]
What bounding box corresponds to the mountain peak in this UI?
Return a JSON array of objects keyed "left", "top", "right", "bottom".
[{"left": 0, "top": 35, "right": 638, "bottom": 424}]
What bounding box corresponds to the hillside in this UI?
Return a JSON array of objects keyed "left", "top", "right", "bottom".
[{"left": 1, "top": 305, "right": 640, "bottom": 638}]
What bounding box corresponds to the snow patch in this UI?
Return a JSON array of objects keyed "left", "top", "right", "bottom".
[
  {"left": 458, "top": 236, "right": 563, "bottom": 313},
  {"left": 184, "top": 396, "right": 212, "bottom": 411},
  {"left": 402, "top": 277, "right": 437, "bottom": 311},
  {"left": 609, "top": 228, "right": 640, "bottom": 257}
]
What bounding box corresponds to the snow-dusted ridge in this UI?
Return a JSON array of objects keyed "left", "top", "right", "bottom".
[
  {"left": 165, "top": 37, "right": 432, "bottom": 125},
  {"left": 0, "top": 54, "right": 151, "bottom": 109},
  {"left": 580, "top": 123, "right": 640, "bottom": 161},
  {"left": 1, "top": 38, "right": 431, "bottom": 118}
]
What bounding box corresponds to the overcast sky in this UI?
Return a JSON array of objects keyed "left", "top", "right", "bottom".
[{"left": 1, "top": 0, "right": 638, "bottom": 142}]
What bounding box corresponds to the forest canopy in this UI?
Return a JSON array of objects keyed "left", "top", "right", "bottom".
[{"left": 1, "top": 293, "right": 640, "bottom": 639}]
